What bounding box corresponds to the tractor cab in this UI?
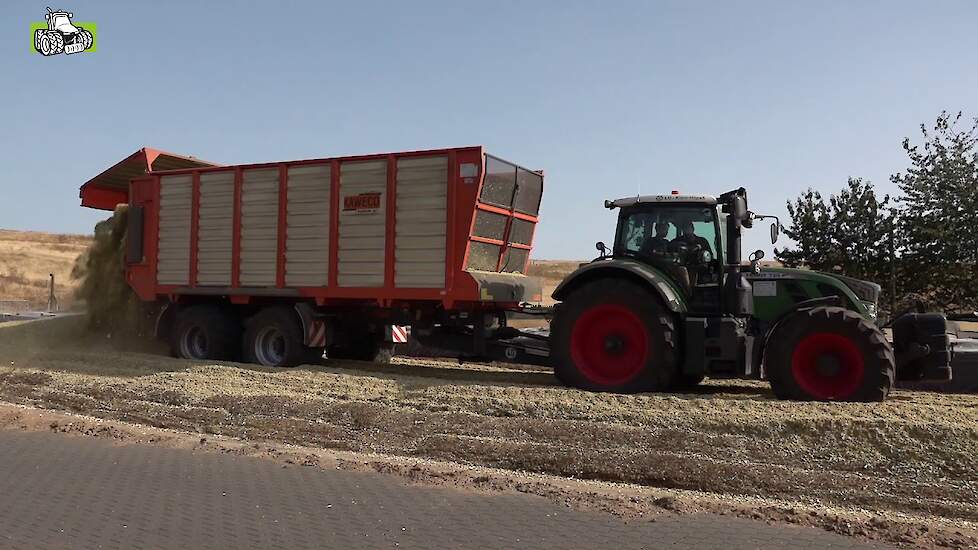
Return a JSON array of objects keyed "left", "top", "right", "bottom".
[
  {"left": 46, "top": 11, "right": 78, "bottom": 33},
  {"left": 603, "top": 189, "right": 770, "bottom": 318},
  {"left": 609, "top": 194, "right": 725, "bottom": 313}
]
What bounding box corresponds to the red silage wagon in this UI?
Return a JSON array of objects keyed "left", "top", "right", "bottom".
[{"left": 79, "top": 146, "right": 544, "bottom": 364}]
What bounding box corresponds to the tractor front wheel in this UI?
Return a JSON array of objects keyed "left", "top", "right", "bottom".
[
  {"left": 78, "top": 29, "right": 94, "bottom": 50},
  {"left": 551, "top": 278, "right": 677, "bottom": 393},
  {"left": 766, "top": 306, "right": 894, "bottom": 401}
]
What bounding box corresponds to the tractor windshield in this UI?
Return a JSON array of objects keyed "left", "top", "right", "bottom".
[
  {"left": 615, "top": 205, "right": 720, "bottom": 258},
  {"left": 51, "top": 15, "right": 77, "bottom": 32}
]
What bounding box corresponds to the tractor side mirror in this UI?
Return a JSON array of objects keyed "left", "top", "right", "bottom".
[
  {"left": 770, "top": 221, "right": 780, "bottom": 244},
  {"left": 595, "top": 241, "right": 609, "bottom": 258}
]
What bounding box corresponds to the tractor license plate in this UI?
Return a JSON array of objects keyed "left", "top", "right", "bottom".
[{"left": 64, "top": 43, "right": 85, "bottom": 54}]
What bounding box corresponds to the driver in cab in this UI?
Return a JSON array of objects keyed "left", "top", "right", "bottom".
[
  {"left": 638, "top": 221, "right": 671, "bottom": 258},
  {"left": 671, "top": 220, "right": 712, "bottom": 252}
]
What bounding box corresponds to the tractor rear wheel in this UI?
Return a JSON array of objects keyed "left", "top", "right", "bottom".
[
  {"left": 766, "top": 306, "right": 894, "bottom": 401},
  {"left": 551, "top": 278, "right": 677, "bottom": 393}
]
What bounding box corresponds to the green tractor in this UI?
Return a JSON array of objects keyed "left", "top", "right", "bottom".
[{"left": 549, "top": 188, "right": 951, "bottom": 401}]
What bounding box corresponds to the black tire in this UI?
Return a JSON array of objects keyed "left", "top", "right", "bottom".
[
  {"left": 243, "top": 307, "right": 323, "bottom": 368},
  {"left": 766, "top": 306, "right": 894, "bottom": 402},
  {"left": 550, "top": 278, "right": 677, "bottom": 393},
  {"left": 170, "top": 305, "right": 241, "bottom": 362}
]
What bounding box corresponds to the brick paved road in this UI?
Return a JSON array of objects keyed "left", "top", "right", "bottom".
[{"left": 0, "top": 431, "right": 891, "bottom": 549}]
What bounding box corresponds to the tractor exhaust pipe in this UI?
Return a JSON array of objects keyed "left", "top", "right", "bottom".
[{"left": 719, "top": 188, "right": 753, "bottom": 317}]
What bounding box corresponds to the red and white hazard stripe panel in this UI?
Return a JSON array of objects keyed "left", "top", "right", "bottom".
[
  {"left": 391, "top": 325, "right": 410, "bottom": 343},
  {"left": 308, "top": 320, "right": 327, "bottom": 348}
]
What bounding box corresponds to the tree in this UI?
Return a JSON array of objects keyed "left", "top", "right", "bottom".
[
  {"left": 776, "top": 188, "right": 833, "bottom": 271},
  {"left": 892, "top": 111, "right": 978, "bottom": 311},
  {"left": 776, "top": 178, "right": 895, "bottom": 291}
]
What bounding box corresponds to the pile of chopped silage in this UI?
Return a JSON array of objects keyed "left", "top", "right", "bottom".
[{"left": 70, "top": 205, "right": 146, "bottom": 336}]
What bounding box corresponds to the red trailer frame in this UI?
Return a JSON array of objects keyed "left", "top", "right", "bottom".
[{"left": 83, "top": 146, "right": 542, "bottom": 314}]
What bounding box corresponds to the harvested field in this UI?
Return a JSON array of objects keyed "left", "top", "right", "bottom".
[
  {"left": 0, "top": 229, "right": 91, "bottom": 310},
  {"left": 1, "top": 316, "right": 977, "bottom": 548}
]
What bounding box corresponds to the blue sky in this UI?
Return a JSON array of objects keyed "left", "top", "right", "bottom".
[{"left": 1, "top": 1, "right": 975, "bottom": 259}]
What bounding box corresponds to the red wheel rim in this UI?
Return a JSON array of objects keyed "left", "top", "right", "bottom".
[
  {"left": 790, "top": 332, "right": 865, "bottom": 400},
  {"left": 570, "top": 304, "right": 649, "bottom": 386}
]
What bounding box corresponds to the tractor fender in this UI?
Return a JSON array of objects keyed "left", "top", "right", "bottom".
[{"left": 551, "top": 258, "right": 686, "bottom": 313}]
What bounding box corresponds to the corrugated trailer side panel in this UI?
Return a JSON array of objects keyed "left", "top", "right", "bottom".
[
  {"left": 395, "top": 155, "right": 448, "bottom": 288},
  {"left": 127, "top": 146, "right": 540, "bottom": 307},
  {"left": 157, "top": 175, "right": 192, "bottom": 285},
  {"left": 239, "top": 168, "right": 280, "bottom": 287},
  {"left": 337, "top": 160, "right": 387, "bottom": 287},
  {"left": 196, "top": 171, "right": 234, "bottom": 286},
  {"left": 285, "top": 164, "right": 331, "bottom": 286}
]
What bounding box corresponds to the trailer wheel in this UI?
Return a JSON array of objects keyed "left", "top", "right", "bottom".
[
  {"left": 171, "top": 305, "right": 241, "bottom": 362},
  {"left": 551, "top": 278, "right": 677, "bottom": 393},
  {"left": 766, "top": 306, "right": 894, "bottom": 401},
  {"left": 243, "top": 307, "right": 322, "bottom": 368}
]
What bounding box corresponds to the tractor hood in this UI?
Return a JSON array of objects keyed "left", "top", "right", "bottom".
[
  {"left": 754, "top": 266, "right": 880, "bottom": 305},
  {"left": 824, "top": 273, "right": 881, "bottom": 305}
]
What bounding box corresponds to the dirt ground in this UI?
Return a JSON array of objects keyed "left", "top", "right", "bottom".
[{"left": 1, "top": 316, "right": 977, "bottom": 548}]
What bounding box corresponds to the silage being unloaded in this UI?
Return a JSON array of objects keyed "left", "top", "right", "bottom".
[{"left": 71, "top": 205, "right": 147, "bottom": 336}]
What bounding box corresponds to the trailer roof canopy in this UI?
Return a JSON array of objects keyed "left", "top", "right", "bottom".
[{"left": 79, "top": 148, "right": 219, "bottom": 210}]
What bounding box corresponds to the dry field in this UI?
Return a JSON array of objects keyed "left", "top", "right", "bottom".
[
  {"left": 1, "top": 316, "right": 977, "bottom": 548},
  {"left": 0, "top": 230, "right": 90, "bottom": 310}
]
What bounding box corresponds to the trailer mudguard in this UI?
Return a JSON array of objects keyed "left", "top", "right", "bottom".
[
  {"left": 551, "top": 258, "right": 686, "bottom": 313},
  {"left": 468, "top": 271, "right": 543, "bottom": 303}
]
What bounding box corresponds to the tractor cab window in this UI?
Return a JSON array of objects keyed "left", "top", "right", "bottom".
[
  {"left": 615, "top": 205, "right": 719, "bottom": 258},
  {"left": 615, "top": 204, "right": 722, "bottom": 295}
]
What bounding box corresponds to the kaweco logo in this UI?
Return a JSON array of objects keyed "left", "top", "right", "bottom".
[
  {"left": 343, "top": 193, "right": 382, "bottom": 214},
  {"left": 31, "top": 8, "right": 97, "bottom": 56}
]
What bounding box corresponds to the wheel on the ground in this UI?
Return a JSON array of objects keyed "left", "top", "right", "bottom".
[
  {"left": 243, "top": 307, "right": 323, "bottom": 368},
  {"left": 766, "top": 306, "right": 894, "bottom": 401},
  {"left": 34, "top": 29, "right": 44, "bottom": 51},
  {"left": 550, "top": 278, "right": 678, "bottom": 393},
  {"left": 325, "top": 327, "right": 391, "bottom": 363},
  {"left": 170, "top": 305, "right": 241, "bottom": 361}
]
